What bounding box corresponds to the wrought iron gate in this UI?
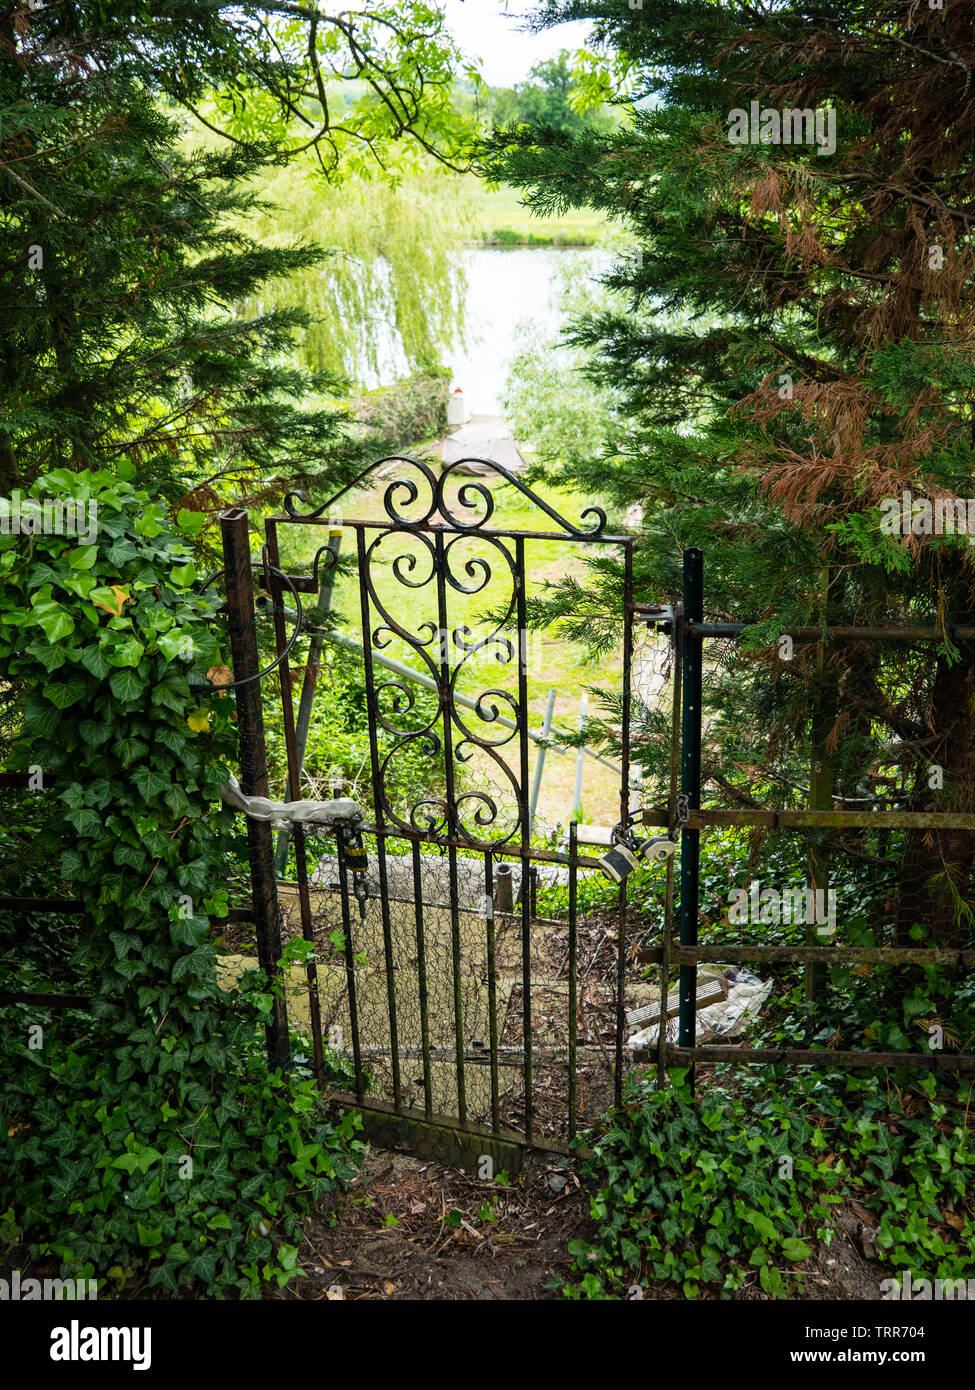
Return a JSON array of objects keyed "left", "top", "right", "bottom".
[{"left": 222, "top": 458, "right": 639, "bottom": 1168}]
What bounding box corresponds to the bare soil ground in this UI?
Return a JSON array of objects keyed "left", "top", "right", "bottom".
[{"left": 274, "top": 1146, "right": 592, "bottom": 1301}]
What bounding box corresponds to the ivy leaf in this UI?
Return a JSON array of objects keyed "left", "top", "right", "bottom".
[
  {"left": 744, "top": 1208, "right": 778, "bottom": 1243},
  {"left": 90, "top": 584, "right": 132, "bottom": 618},
  {"left": 31, "top": 596, "right": 75, "bottom": 643},
  {"left": 24, "top": 693, "right": 62, "bottom": 738},
  {"left": 781, "top": 1237, "right": 812, "bottom": 1261},
  {"left": 116, "top": 735, "right": 149, "bottom": 766},
  {"left": 176, "top": 509, "right": 207, "bottom": 537},
  {"left": 158, "top": 629, "right": 196, "bottom": 661},
  {"left": 42, "top": 678, "right": 88, "bottom": 709},
  {"left": 78, "top": 645, "right": 110, "bottom": 679},
  {"left": 132, "top": 766, "right": 170, "bottom": 800},
  {"left": 110, "top": 668, "right": 144, "bottom": 703},
  {"left": 68, "top": 546, "right": 98, "bottom": 570},
  {"left": 152, "top": 680, "right": 185, "bottom": 711},
  {"left": 171, "top": 561, "right": 197, "bottom": 588},
  {"left": 105, "top": 636, "right": 145, "bottom": 669}
]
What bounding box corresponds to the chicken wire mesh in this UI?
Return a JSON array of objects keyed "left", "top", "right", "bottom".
[{"left": 273, "top": 828, "right": 632, "bottom": 1146}]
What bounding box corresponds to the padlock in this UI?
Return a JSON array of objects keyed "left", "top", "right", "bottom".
[
  {"left": 343, "top": 838, "right": 369, "bottom": 874},
  {"left": 598, "top": 841, "right": 640, "bottom": 884},
  {"left": 598, "top": 835, "right": 676, "bottom": 884},
  {"left": 639, "top": 836, "right": 678, "bottom": 866}
]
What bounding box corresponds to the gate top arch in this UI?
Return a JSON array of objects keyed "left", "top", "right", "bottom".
[{"left": 278, "top": 454, "right": 621, "bottom": 542}]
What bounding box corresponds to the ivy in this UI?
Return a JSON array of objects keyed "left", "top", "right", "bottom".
[
  {"left": 565, "top": 1067, "right": 974, "bottom": 1301},
  {"left": 0, "top": 470, "right": 363, "bottom": 1297}
]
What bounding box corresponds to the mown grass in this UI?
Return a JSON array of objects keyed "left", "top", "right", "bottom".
[{"left": 468, "top": 178, "right": 608, "bottom": 247}]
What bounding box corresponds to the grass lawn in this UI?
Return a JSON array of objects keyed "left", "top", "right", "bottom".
[{"left": 468, "top": 177, "right": 609, "bottom": 247}]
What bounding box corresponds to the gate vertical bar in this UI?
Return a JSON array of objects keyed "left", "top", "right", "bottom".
[
  {"left": 336, "top": 832, "right": 364, "bottom": 1101},
  {"left": 515, "top": 537, "right": 533, "bottom": 1142},
  {"left": 355, "top": 527, "right": 401, "bottom": 1108},
  {"left": 679, "top": 548, "right": 704, "bottom": 1090},
  {"left": 264, "top": 519, "right": 326, "bottom": 1088},
  {"left": 658, "top": 600, "right": 683, "bottom": 1088},
  {"left": 275, "top": 526, "right": 342, "bottom": 877},
  {"left": 484, "top": 850, "right": 501, "bottom": 1134},
  {"left": 411, "top": 840, "right": 434, "bottom": 1119},
  {"left": 616, "top": 541, "right": 634, "bottom": 1107},
  {"left": 219, "top": 508, "right": 289, "bottom": 1072},
  {"left": 434, "top": 529, "right": 467, "bottom": 1125}
]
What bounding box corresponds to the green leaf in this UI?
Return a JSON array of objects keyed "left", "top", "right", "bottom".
[
  {"left": 744, "top": 1208, "right": 778, "bottom": 1242},
  {"left": 177, "top": 509, "right": 207, "bottom": 537},
  {"left": 78, "top": 645, "right": 111, "bottom": 679},
  {"left": 781, "top": 1237, "right": 813, "bottom": 1261},
  {"left": 31, "top": 598, "right": 75, "bottom": 643},
  {"left": 68, "top": 546, "right": 99, "bottom": 571},
  {"left": 132, "top": 766, "right": 170, "bottom": 800},
  {"left": 170, "top": 561, "right": 197, "bottom": 588},
  {"left": 110, "top": 668, "right": 144, "bottom": 703},
  {"left": 106, "top": 636, "right": 145, "bottom": 669},
  {"left": 42, "top": 678, "right": 88, "bottom": 709}
]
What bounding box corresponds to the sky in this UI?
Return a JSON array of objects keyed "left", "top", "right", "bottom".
[{"left": 443, "top": 0, "right": 593, "bottom": 86}]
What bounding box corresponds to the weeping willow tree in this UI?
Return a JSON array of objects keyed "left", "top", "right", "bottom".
[{"left": 232, "top": 158, "right": 477, "bottom": 385}]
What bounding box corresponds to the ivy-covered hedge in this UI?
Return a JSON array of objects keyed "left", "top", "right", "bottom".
[{"left": 0, "top": 467, "right": 361, "bottom": 1296}]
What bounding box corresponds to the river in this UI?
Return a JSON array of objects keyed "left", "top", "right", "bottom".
[{"left": 369, "top": 246, "right": 609, "bottom": 414}]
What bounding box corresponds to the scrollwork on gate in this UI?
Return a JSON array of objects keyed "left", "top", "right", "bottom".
[
  {"left": 359, "top": 521, "right": 524, "bottom": 847},
  {"left": 282, "top": 454, "right": 608, "bottom": 539},
  {"left": 279, "top": 455, "right": 611, "bottom": 848}
]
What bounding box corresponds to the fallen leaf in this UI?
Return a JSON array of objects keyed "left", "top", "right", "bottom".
[
  {"left": 207, "top": 664, "right": 233, "bottom": 697},
  {"left": 383, "top": 1281, "right": 396, "bottom": 1295},
  {"left": 944, "top": 1211, "right": 964, "bottom": 1231},
  {"left": 851, "top": 1200, "right": 878, "bottom": 1226},
  {"left": 186, "top": 709, "right": 210, "bottom": 733}
]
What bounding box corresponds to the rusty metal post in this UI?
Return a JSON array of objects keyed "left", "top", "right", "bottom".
[
  {"left": 220, "top": 508, "right": 290, "bottom": 1072},
  {"left": 679, "top": 549, "right": 703, "bottom": 1091}
]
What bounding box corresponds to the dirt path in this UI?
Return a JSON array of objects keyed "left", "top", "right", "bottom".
[{"left": 276, "top": 1146, "right": 593, "bottom": 1301}]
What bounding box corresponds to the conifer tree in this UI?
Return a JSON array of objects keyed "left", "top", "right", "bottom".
[
  {"left": 0, "top": 2, "right": 471, "bottom": 504},
  {"left": 479, "top": 0, "right": 975, "bottom": 945}
]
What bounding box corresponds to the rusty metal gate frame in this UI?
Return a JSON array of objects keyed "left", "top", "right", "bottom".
[
  {"left": 635, "top": 548, "right": 975, "bottom": 1087},
  {"left": 220, "top": 458, "right": 639, "bottom": 1165}
]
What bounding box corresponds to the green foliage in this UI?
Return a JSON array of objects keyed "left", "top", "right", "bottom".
[
  {"left": 1, "top": 3, "right": 476, "bottom": 502},
  {"left": 230, "top": 160, "right": 475, "bottom": 384},
  {"left": 477, "top": 1, "right": 975, "bottom": 946},
  {"left": 566, "top": 1069, "right": 975, "bottom": 1301},
  {"left": 503, "top": 255, "right": 618, "bottom": 471},
  {"left": 349, "top": 369, "right": 451, "bottom": 449},
  {"left": 486, "top": 52, "right": 617, "bottom": 137},
  {"left": 0, "top": 471, "right": 363, "bottom": 1295}
]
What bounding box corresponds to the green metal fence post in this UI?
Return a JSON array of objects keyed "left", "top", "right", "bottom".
[{"left": 679, "top": 548, "right": 703, "bottom": 1089}]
